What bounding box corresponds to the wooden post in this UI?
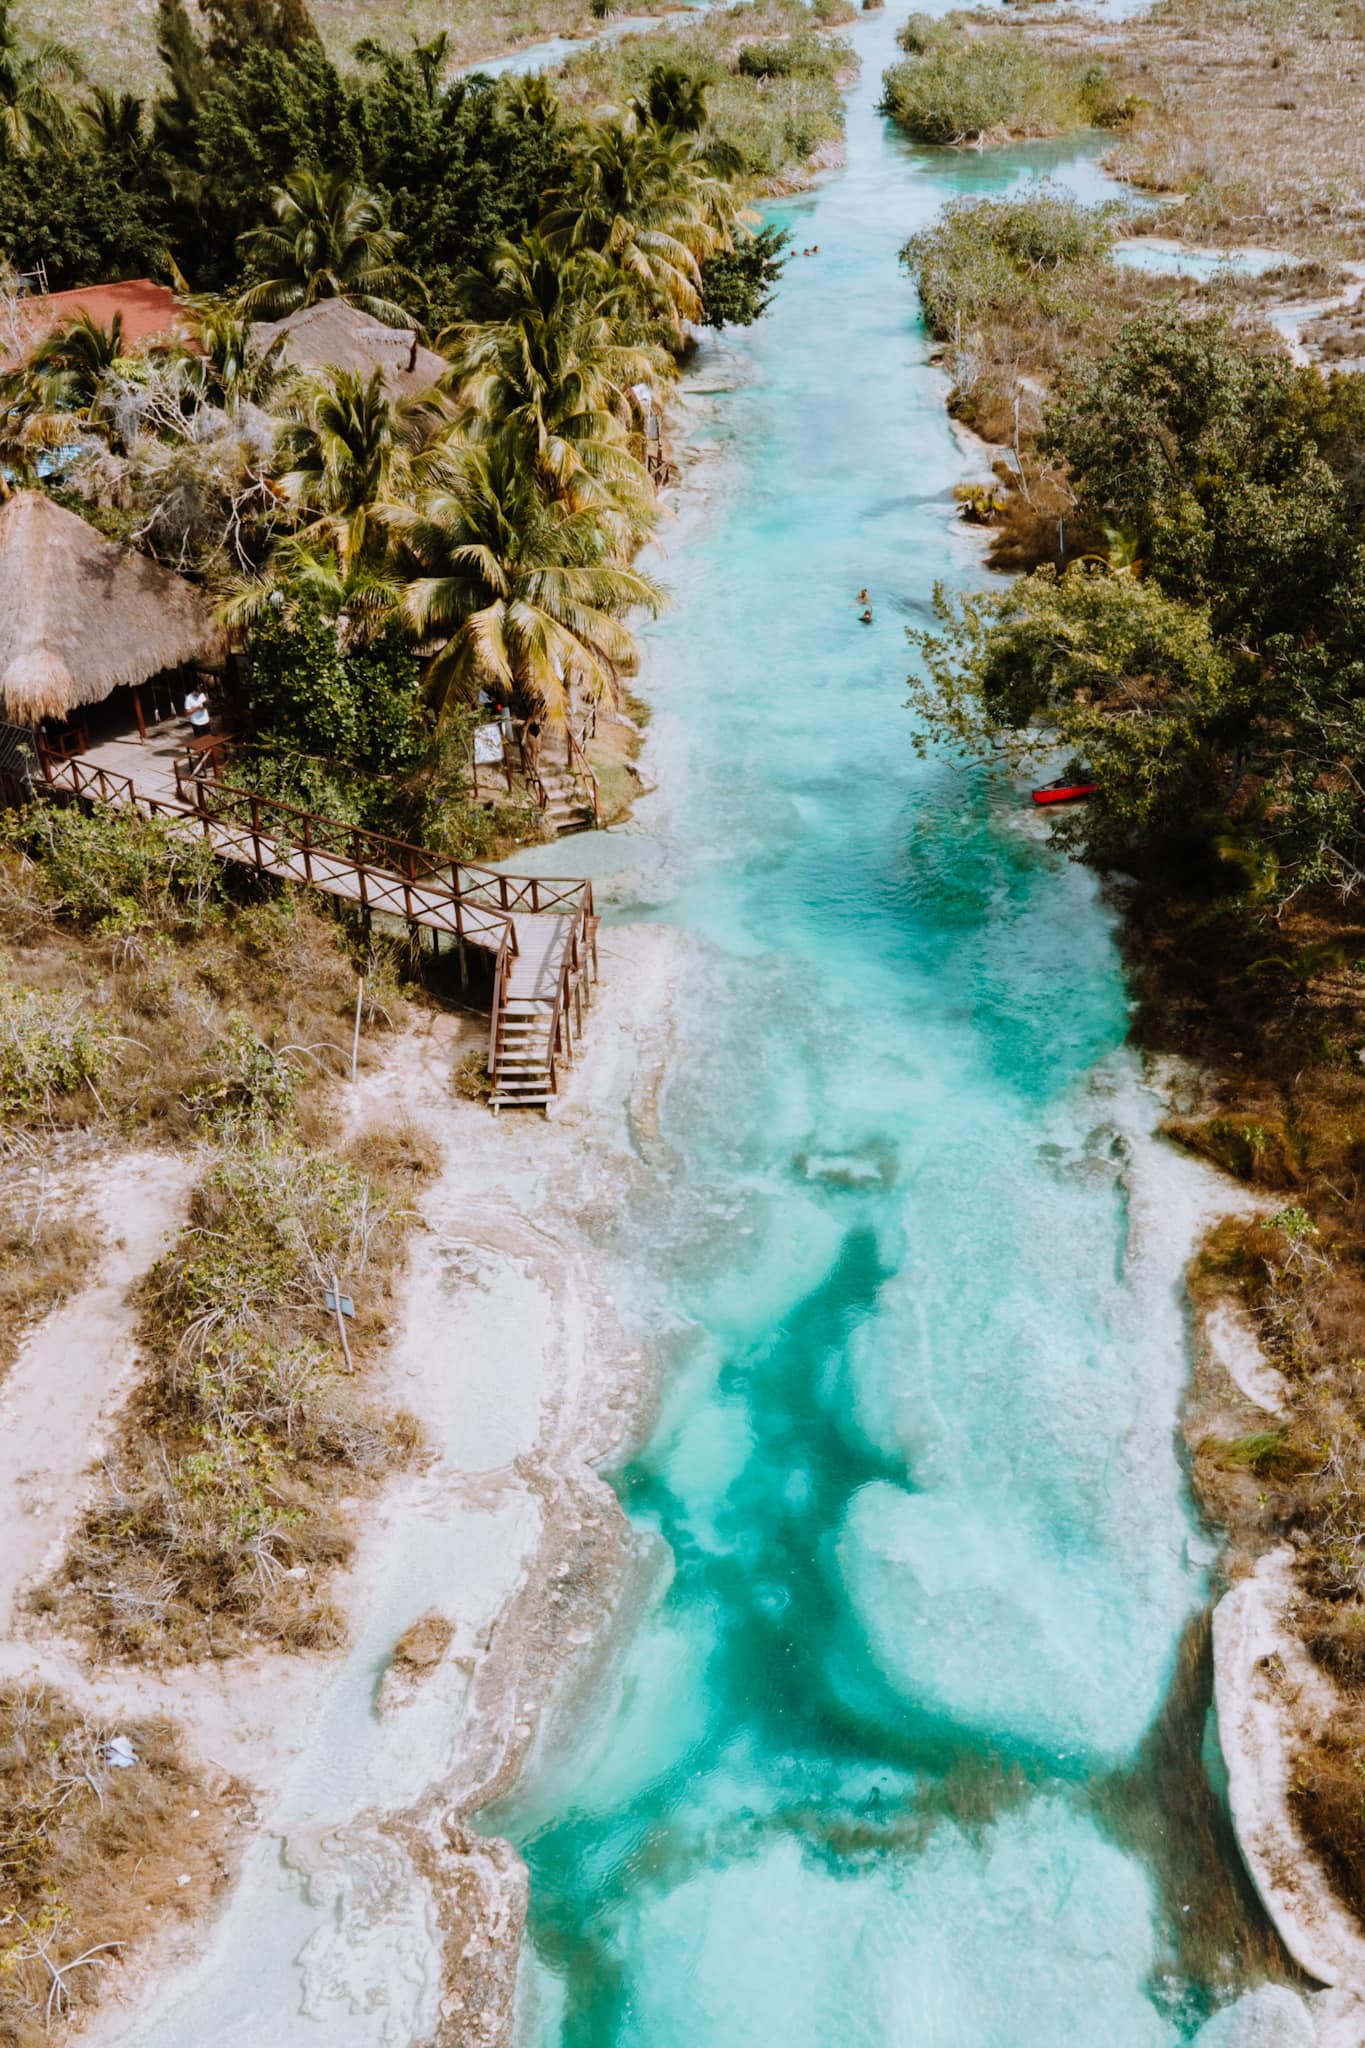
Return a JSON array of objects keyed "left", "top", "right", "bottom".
[
  {"left": 132, "top": 688, "right": 147, "bottom": 742},
  {"left": 351, "top": 976, "right": 364, "bottom": 1082}
]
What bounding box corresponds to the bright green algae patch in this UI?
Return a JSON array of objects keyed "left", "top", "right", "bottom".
[{"left": 484, "top": 9, "right": 1275, "bottom": 2044}]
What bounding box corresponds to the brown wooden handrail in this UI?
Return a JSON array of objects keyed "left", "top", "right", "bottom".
[{"left": 173, "top": 767, "right": 593, "bottom": 918}]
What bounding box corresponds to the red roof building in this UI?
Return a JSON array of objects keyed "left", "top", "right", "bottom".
[{"left": 4, "top": 279, "right": 190, "bottom": 368}]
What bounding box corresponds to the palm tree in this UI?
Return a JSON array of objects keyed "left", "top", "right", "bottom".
[
  {"left": 273, "top": 365, "right": 455, "bottom": 579},
  {"left": 237, "top": 168, "right": 423, "bottom": 324},
  {"left": 632, "top": 63, "right": 710, "bottom": 136},
  {"left": 541, "top": 121, "right": 723, "bottom": 334},
  {"left": 0, "top": 369, "right": 69, "bottom": 495},
  {"left": 443, "top": 236, "right": 663, "bottom": 537},
  {"left": 188, "top": 299, "right": 278, "bottom": 408},
  {"left": 354, "top": 29, "right": 450, "bottom": 106},
  {"left": 392, "top": 439, "right": 665, "bottom": 720},
  {"left": 81, "top": 84, "right": 145, "bottom": 154},
  {"left": 0, "top": 0, "right": 81, "bottom": 156},
  {"left": 26, "top": 311, "right": 126, "bottom": 418}
]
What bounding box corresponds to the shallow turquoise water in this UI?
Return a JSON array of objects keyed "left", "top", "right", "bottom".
[{"left": 485, "top": 11, "right": 1249, "bottom": 2044}]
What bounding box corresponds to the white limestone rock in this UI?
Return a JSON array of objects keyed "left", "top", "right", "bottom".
[{"left": 1193, "top": 1987, "right": 1316, "bottom": 2048}]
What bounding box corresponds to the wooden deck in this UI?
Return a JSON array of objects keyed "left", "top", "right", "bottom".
[{"left": 31, "top": 730, "right": 597, "bottom": 1110}]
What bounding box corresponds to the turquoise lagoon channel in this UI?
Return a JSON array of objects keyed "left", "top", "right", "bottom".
[{"left": 483, "top": 9, "right": 1280, "bottom": 2047}]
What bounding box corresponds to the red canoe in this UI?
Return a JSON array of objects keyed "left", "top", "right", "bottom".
[{"left": 1032, "top": 779, "right": 1098, "bottom": 806}]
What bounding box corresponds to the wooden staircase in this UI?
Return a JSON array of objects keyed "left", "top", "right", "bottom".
[
  {"left": 489, "top": 900, "right": 599, "bottom": 1111},
  {"left": 538, "top": 765, "right": 596, "bottom": 838},
  {"left": 18, "top": 743, "right": 601, "bottom": 1115}
]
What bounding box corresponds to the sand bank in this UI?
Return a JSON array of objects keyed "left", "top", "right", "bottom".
[{"left": 32, "top": 917, "right": 685, "bottom": 2048}]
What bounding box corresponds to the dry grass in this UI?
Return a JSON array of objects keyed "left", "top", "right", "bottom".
[
  {"left": 13, "top": 0, "right": 634, "bottom": 95},
  {"left": 50, "top": 1131, "right": 434, "bottom": 1663},
  {"left": 1008, "top": 0, "right": 1365, "bottom": 257},
  {"left": 0, "top": 800, "right": 404, "bottom": 1153},
  {"left": 0, "top": 1175, "right": 101, "bottom": 1386},
  {"left": 0, "top": 1682, "right": 238, "bottom": 2047}
]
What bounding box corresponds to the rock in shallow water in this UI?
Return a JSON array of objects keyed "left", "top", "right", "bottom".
[{"left": 1193, "top": 1986, "right": 1317, "bottom": 2047}]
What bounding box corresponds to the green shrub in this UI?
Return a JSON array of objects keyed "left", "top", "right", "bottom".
[
  {"left": 896, "top": 12, "right": 949, "bottom": 54},
  {"left": 245, "top": 601, "right": 424, "bottom": 774},
  {"left": 901, "top": 192, "right": 1123, "bottom": 338},
  {"left": 881, "top": 32, "right": 1130, "bottom": 145},
  {"left": 738, "top": 31, "right": 828, "bottom": 76},
  {"left": 0, "top": 979, "right": 115, "bottom": 1121},
  {"left": 183, "top": 1015, "right": 303, "bottom": 1138},
  {"left": 0, "top": 802, "right": 222, "bottom": 934},
  {"left": 701, "top": 223, "right": 791, "bottom": 326}
]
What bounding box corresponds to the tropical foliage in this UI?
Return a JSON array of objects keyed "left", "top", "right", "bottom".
[
  {"left": 908, "top": 312, "right": 1365, "bottom": 909},
  {"left": 0, "top": 0, "right": 829, "bottom": 845},
  {"left": 881, "top": 18, "right": 1132, "bottom": 147}
]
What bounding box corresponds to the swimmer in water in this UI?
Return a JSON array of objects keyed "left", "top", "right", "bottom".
[
  {"left": 860, "top": 607, "right": 873, "bottom": 624},
  {"left": 856, "top": 587, "right": 869, "bottom": 603}
]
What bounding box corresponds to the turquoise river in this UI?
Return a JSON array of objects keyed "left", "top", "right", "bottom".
[
  {"left": 118, "top": 4, "right": 1282, "bottom": 2043},
  {"left": 483, "top": 4, "right": 1275, "bottom": 2044}
]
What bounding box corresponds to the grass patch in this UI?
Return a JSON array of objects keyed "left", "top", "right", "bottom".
[
  {"left": 52, "top": 1135, "right": 433, "bottom": 1662},
  {"left": 551, "top": 0, "right": 851, "bottom": 186},
  {"left": 0, "top": 799, "right": 405, "bottom": 1150},
  {"left": 0, "top": 1177, "right": 101, "bottom": 1384},
  {"left": 881, "top": 18, "right": 1132, "bottom": 147},
  {"left": 0, "top": 1681, "right": 236, "bottom": 2046}
]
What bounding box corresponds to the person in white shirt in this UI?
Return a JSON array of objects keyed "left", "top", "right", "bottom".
[{"left": 184, "top": 686, "right": 210, "bottom": 733}]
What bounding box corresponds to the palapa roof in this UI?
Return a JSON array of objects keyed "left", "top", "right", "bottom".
[
  {"left": 0, "top": 491, "right": 227, "bottom": 725},
  {"left": 252, "top": 300, "right": 448, "bottom": 401}
]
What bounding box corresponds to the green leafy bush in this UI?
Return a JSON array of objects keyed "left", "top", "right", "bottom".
[
  {"left": 881, "top": 31, "right": 1131, "bottom": 145},
  {"left": 0, "top": 979, "right": 115, "bottom": 1120},
  {"left": 701, "top": 223, "right": 791, "bottom": 326},
  {"left": 244, "top": 600, "right": 424, "bottom": 773},
  {"left": 901, "top": 192, "right": 1124, "bottom": 337},
  {"left": 183, "top": 1015, "right": 302, "bottom": 1137},
  {"left": 0, "top": 802, "right": 222, "bottom": 934}
]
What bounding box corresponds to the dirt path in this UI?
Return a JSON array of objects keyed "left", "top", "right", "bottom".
[{"left": 0, "top": 1148, "right": 193, "bottom": 1637}]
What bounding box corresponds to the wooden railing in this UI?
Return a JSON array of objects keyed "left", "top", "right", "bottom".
[
  {"left": 543, "top": 881, "right": 598, "bottom": 1093},
  {"left": 31, "top": 751, "right": 600, "bottom": 1108},
  {"left": 565, "top": 718, "right": 602, "bottom": 828}
]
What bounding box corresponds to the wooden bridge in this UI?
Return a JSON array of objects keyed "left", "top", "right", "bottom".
[{"left": 24, "top": 745, "right": 598, "bottom": 1111}]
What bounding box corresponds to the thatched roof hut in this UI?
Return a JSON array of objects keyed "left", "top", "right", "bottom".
[
  {"left": 0, "top": 492, "right": 228, "bottom": 725},
  {"left": 253, "top": 300, "right": 448, "bottom": 401}
]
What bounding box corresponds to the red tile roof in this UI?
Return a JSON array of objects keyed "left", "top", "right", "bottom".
[{"left": 6, "top": 280, "right": 189, "bottom": 366}]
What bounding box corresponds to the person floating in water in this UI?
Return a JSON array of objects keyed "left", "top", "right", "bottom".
[
  {"left": 860, "top": 607, "right": 873, "bottom": 624},
  {"left": 856, "top": 587, "right": 870, "bottom": 603}
]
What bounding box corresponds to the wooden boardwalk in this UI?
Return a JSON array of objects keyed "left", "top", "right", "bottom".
[{"left": 35, "top": 747, "right": 597, "bottom": 1109}]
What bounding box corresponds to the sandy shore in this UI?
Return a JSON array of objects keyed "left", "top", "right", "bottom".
[{"left": 0, "top": 905, "right": 685, "bottom": 2048}]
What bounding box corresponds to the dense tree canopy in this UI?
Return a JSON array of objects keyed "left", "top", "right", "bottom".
[{"left": 910, "top": 309, "right": 1365, "bottom": 910}]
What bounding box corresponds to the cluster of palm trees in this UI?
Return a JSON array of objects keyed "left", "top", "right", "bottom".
[
  {"left": 224, "top": 87, "right": 751, "bottom": 722},
  {"left": 1, "top": 35, "right": 753, "bottom": 728}
]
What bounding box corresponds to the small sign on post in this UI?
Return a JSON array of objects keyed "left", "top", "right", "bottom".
[{"left": 328, "top": 1270, "right": 355, "bottom": 1372}]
